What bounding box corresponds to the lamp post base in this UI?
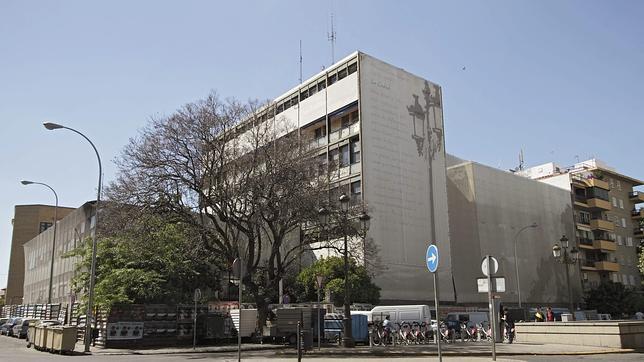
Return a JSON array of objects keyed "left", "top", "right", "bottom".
[{"left": 341, "top": 337, "right": 355, "bottom": 348}]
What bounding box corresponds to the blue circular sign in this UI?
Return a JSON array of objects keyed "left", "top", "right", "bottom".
[{"left": 426, "top": 244, "right": 439, "bottom": 273}]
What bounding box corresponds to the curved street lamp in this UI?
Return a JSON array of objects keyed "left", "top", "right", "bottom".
[
  {"left": 552, "top": 235, "right": 579, "bottom": 314},
  {"left": 317, "top": 193, "right": 369, "bottom": 348},
  {"left": 513, "top": 222, "right": 538, "bottom": 308},
  {"left": 21, "top": 180, "right": 59, "bottom": 304},
  {"left": 44, "top": 122, "right": 102, "bottom": 353}
]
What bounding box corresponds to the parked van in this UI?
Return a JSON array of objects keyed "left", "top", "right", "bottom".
[{"left": 370, "top": 305, "right": 435, "bottom": 325}]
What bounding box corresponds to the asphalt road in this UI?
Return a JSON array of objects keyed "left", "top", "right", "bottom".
[{"left": 1, "top": 335, "right": 642, "bottom": 361}]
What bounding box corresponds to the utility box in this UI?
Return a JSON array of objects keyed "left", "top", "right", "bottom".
[
  {"left": 230, "top": 309, "right": 257, "bottom": 338},
  {"left": 50, "top": 326, "right": 77, "bottom": 353},
  {"left": 561, "top": 314, "right": 573, "bottom": 322}
]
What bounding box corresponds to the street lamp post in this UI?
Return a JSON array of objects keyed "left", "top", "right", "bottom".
[
  {"left": 317, "top": 193, "right": 369, "bottom": 348},
  {"left": 316, "top": 274, "right": 324, "bottom": 351},
  {"left": 21, "top": 180, "right": 59, "bottom": 304},
  {"left": 44, "top": 122, "right": 102, "bottom": 353},
  {"left": 513, "top": 222, "right": 538, "bottom": 308},
  {"left": 552, "top": 235, "right": 579, "bottom": 314}
]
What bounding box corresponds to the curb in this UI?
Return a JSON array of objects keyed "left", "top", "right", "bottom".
[
  {"left": 276, "top": 348, "right": 637, "bottom": 357},
  {"left": 88, "top": 345, "right": 289, "bottom": 356}
]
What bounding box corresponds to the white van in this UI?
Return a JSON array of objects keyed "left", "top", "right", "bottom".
[{"left": 370, "top": 305, "right": 435, "bottom": 325}]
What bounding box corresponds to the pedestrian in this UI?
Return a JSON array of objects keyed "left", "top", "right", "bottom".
[
  {"left": 635, "top": 311, "right": 643, "bottom": 320},
  {"left": 535, "top": 307, "right": 544, "bottom": 322},
  {"left": 546, "top": 307, "right": 554, "bottom": 322}
]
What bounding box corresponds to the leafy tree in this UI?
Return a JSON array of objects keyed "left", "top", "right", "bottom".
[
  {"left": 584, "top": 281, "right": 643, "bottom": 317},
  {"left": 67, "top": 211, "right": 223, "bottom": 310},
  {"left": 294, "top": 256, "right": 380, "bottom": 307},
  {"left": 105, "top": 93, "right": 353, "bottom": 325}
]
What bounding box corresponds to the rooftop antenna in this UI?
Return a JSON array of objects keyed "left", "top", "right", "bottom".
[
  {"left": 327, "top": 13, "right": 336, "bottom": 64},
  {"left": 299, "top": 40, "right": 303, "bottom": 84},
  {"left": 519, "top": 149, "right": 524, "bottom": 171}
]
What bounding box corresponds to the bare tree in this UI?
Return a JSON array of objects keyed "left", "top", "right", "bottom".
[{"left": 107, "top": 92, "right": 357, "bottom": 324}]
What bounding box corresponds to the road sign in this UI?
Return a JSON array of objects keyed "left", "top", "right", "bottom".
[
  {"left": 426, "top": 244, "right": 439, "bottom": 273},
  {"left": 481, "top": 256, "right": 499, "bottom": 276},
  {"left": 193, "top": 288, "right": 202, "bottom": 302},
  {"left": 477, "top": 277, "right": 506, "bottom": 293}
]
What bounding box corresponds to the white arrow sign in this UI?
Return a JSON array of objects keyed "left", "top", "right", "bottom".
[{"left": 428, "top": 254, "right": 437, "bottom": 264}]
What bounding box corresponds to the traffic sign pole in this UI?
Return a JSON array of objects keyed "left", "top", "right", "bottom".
[
  {"left": 426, "top": 244, "right": 442, "bottom": 362},
  {"left": 486, "top": 255, "right": 496, "bottom": 361}
]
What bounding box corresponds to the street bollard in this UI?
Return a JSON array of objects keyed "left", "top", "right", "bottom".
[{"left": 297, "top": 321, "right": 302, "bottom": 362}]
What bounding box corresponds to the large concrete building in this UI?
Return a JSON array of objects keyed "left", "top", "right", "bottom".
[
  {"left": 5, "top": 204, "right": 74, "bottom": 304},
  {"left": 446, "top": 155, "right": 581, "bottom": 306},
  {"left": 228, "top": 51, "right": 578, "bottom": 306},
  {"left": 519, "top": 159, "right": 643, "bottom": 290},
  {"left": 22, "top": 202, "right": 95, "bottom": 304}
]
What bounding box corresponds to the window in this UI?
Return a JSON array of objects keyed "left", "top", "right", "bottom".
[
  {"left": 348, "top": 62, "right": 357, "bottom": 75},
  {"left": 317, "top": 79, "right": 326, "bottom": 91},
  {"left": 300, "top": 88, "right": 309, "bottom": 101},
  {"left": 617, "top": 181, "right": 622, "bottom": 191},
  {"left": 612, "top": 197, "right": 618, "bottom": 207},
  {"left": 328, "top": 72, "right": 337, "bottom": 86},
  {"left": 622, "top": 274, "right": 628, "bottom": 284},
  {"left": 619, "top": 199, "right": 624, "bottom": 209},
  {"left": 617, "top": 235, "right": 623, "bottom": 245},
  {"left": 351, "top": 180, "right": 361, "bottom": 196},
  {"left": 39, "top": 222, "right": 53, "bottom": 233},
  {"left": 309, "top": 83, "right": 317, "bottom": 96},
  {"left": 609, "top": 178, "right": 614, "bottom": 188},
  {"left": 339, "top": 144, "right": 350, "bottom": 167},
  {"left": 577, "top": 211, "right": 590, "bottom": 225},
  {"left": 626, "top": 236, "right": 633, "bottom": 247},
  {"left": 621, "top": 218, "right": 626, "bottom": 228},
  {"left": 350, "top": 138, "right": 360, "bottom": 164},
  {"left": 612, "top": 273, "right": 619, "bottom": 283},
  {"left": 630, "top": 275, "right": 636, "bottom": 286},
  {"left": 338, "top": 66, "right": 347, "bottom": 80},
  {"left": 588, "top": 187, "right": 609, "bottom": 201},
  {"left": 314, "top": 126, "right": 326, "bottom": 139}
]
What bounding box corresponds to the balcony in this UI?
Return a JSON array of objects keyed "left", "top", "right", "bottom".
[
  {"left": 593, "top": 239, "right": 617, "bottom": 252},
  {"left": 578, "top": 237, "right": 594, "bottom": 249},
  {"left": 328, "top": 122, "right": 359, "bottom": 143},
  {"left": 632, "top": 209, "right": 644, "bottom": 220},
  {"left": 587, "top": 178, "right": 610, "bottom": 190},
  {"left": 630, "top": 191, "right": 644, "bottom": 204},
  {"left": 590, "top": 218, "right": 614, "bottom": 231},
  {"left": 580, "top": 260, "right": 597, "bottom": 271},
  {"left": 308, "top": 137, "right": 328, "bottom": 150},
  {"left": 594, "top": 261, "right": 620, "bottom": 272},
  {"left": 634, "top": 227, "right": 644, "bottom": 237},
  {"left": 587, "top": 198, "right": 611, "bottom": 211}
]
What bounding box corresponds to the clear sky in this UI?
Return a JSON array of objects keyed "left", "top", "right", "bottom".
[{"left": 1, "top": 0, "right": 643, "bottom": 289}]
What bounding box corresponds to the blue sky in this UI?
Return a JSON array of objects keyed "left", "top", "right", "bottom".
[{"left": 1, "top": 0, "right": 642, "bottom": 288}]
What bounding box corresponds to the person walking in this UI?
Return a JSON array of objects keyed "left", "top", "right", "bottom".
[{"left": 546, "top": 307, "right": 555, "bottom": 322}]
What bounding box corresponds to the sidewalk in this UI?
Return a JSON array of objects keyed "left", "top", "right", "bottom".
[{"left": 78, "top": 340, "right": 636, "bottom": 357}]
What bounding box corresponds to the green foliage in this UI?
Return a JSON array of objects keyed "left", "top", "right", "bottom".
[
  {"left": 66, "top": 214, "right": 223, "bottom": 310},
  {"left": 294, "top": 256, "right": 380, "bottom": 307},
  {"left": 584, "top": 281, "right": 644, "bottom": 317}
]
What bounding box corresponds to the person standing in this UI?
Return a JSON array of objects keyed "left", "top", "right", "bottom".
[
  {"left": 535, "top": 307, "right": 545, "bottom": 322},
  {"left": 546, "top": 307, "right": 554, "bottom": 322}
]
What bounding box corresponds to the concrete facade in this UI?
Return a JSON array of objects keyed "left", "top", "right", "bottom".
[
  {"left": 517, "top": 321, "right": 644, "bottom": 349},
  {"left": 446, "top": 156, "right": 580, "bottom": 306},
  {"left": 22, "top": 202, "right": 95, "bottom": 304},
  {"left": 5, "top": 204, "right": 74, "bottom": 305},
  {"left": 229, "top": 51, "right": 451, "bottom": 303}
]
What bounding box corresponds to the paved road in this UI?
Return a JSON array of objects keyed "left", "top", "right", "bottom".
[{"left": 2, "top": 335, "right": 642, "bottom": 361}]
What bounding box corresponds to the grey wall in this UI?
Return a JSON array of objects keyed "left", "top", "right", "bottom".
[{"left": 447, "top": 160, "right": 581, "bottom": 306}]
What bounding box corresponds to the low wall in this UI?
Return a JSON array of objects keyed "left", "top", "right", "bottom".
[{"left": 516, "top": 321, "right": 644, "bottom": 349}]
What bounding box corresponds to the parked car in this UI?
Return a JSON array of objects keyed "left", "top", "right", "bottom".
[
  {"left": 2, "top": 318, "right": 21, "bottom": 336},
  {"left": 0, "top": 318, "right": 13, "bottom": 335},
  {"left": 13, "top": 319, "right": 38, "bottom": 339},
  {"left": 371, "top": 305, "right": 435, "bottom": 325}
]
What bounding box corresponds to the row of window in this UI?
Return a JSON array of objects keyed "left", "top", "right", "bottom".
[{"left": 250, "top": 57, "right": 358, "bottom": 127}]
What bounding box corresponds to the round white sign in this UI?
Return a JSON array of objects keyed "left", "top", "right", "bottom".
[{"left": 481, "top": 256, "right": 499, "bottom": 276}]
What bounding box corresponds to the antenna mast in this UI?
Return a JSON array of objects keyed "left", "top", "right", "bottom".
[
  {"left": 328, "top": 13, "right": 336, "bottom": 64},
  {"left": 299, "top": 40, "right": 303, "bottom": 84}
]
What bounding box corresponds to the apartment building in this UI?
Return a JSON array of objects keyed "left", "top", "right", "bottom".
[
  {"left": 21, "top": 202, "right": 95, "bottom": 304},
  {"left": 519, "top": 159, "right": 643, "bottom": 290},
  {"left": 5, "top": 204, "right": 74, "bottom": 305},
  {"left": 231, "top": 52, "right": 452, "bottom": 303}
]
